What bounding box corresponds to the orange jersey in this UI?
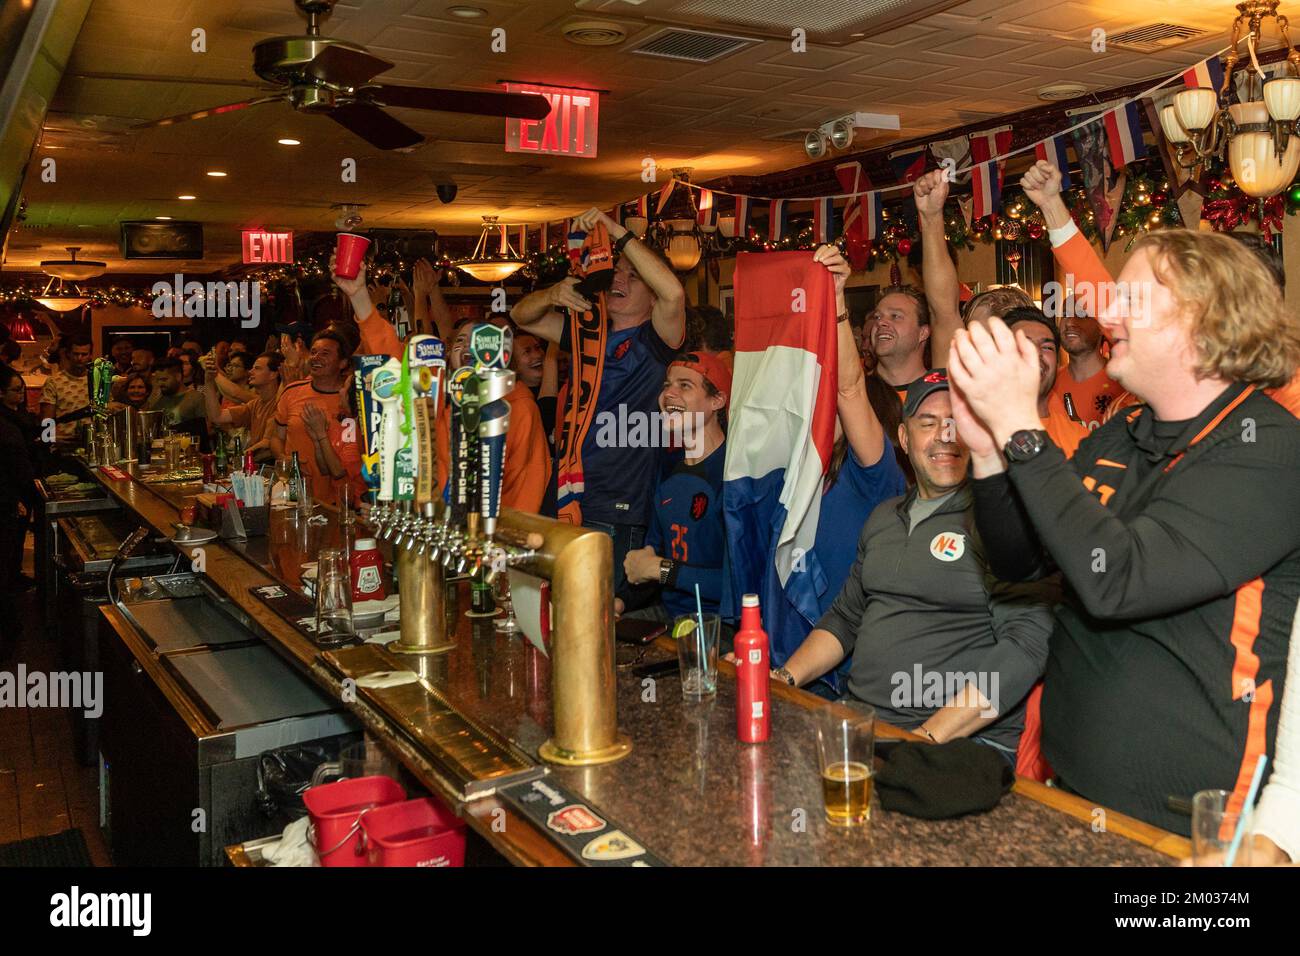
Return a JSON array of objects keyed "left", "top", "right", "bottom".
[
  {"left": 1042, "top": 395, "right": 1088, "bottom": 459},
  {"left": 1052, "top": 365, "right": 1125, "bottom": 432},
  {"left": 273, "top": 379, "right": 362, "bottom": 504}
]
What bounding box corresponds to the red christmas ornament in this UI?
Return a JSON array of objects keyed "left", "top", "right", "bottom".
[
  {"left": 1152, "top": 191, "right": 1168, "bottom": 204},
  {"left": 889, "top": 261, "right": 902, "bottom": 286},
  {"left": 1027, "top": 222, "right": 1044, "bottom": 240},
  {"left": 897, "top": 238, "right": 913, "bottom": 256}
]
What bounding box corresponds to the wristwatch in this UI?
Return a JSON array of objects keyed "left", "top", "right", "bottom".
[
  {"left": 1003, "top": 429, "right": 1050, "bottom": 463},
  {"left": 614, "top": 231, "right": 635, "bottom": 256},
  {"left": 836, "top": 309, "right": 850, "bottom": 324},
  {"left": 658, "top": 558, "right": 675, "bottom": 585},
  {"left": 772, "top": 666, "right": 796, "bottom": 686}
]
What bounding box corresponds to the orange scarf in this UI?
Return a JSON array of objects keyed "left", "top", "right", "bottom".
[{"left": 554, "top": 223, "right": 613, "bottom": 524}]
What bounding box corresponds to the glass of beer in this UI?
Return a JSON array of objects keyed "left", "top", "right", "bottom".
[{"left": 815, "top": 705, "right": 875, "bottom": 827}]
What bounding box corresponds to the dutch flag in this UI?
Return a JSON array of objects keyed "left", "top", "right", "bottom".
[
  {"left": 696, "top": 187, "right": 716, "bottom": 228},
  {"left": 769, "top": 199, "right": 788, "bottom": 241},
  {"left": 723, "top": 251, "right": 839, "bottom": 661},
  {"left": 969, "top": 126, "right": 1012, "bottom": 220},
  {"left": 863, "top": 191, "right": 883, "bottom": 241},
  {"left": 812, "top": 197, "right": 834, "bottom": 244},
  {"left": 1104, "top": 101, "right": 1147, "bottom": 169},
  {"left": 1035, "top": 135, "right": 1072, "bottom": 191},
  {"left": 1183, "top": 56, "right": 1226, "bottom": 91},
  {"left": 734, "top": 195, "right": 752, "bottom": 237}
]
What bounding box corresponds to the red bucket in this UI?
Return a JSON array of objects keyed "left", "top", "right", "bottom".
[
  {"left": 304, "top": 775, "right": 405, "bottom": 867},
  {"left": 360, "top": 797, "right": 467, "bottom": 868}
]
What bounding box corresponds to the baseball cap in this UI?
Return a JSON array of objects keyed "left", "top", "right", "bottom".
[
  {"left": 669, "top": 351, "right": 732, "bottom": 406},
  {"left": 902, "top": 368, "right": 950, "bottom": 418}
]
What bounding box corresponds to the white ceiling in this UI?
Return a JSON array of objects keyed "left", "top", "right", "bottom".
[{"left": 5, "top": 0, "right": 1242, "bottom": 273}]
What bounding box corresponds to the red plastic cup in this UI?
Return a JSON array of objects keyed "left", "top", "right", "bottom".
[{"left": 334, "top": 233, "right": 371, "bottom": 280}]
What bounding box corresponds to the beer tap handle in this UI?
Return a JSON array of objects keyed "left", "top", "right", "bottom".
[
  {"left": 369, "top": 359, "right": 405, "bottom": 515},
  {"left": 477, "top": 367, "right": 514, "bottom": 542}
]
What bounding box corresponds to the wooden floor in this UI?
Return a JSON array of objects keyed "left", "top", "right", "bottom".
[{"left": 0, "top": 535, "right": 112, "bottom": 866}]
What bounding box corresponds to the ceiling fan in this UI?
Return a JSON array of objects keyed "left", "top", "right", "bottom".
[{"left": 129, "top": 0, "right": 551, "bottom": 150}]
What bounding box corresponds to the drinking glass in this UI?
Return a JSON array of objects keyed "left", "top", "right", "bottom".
[
  {"left": 674, "top": 613, "right": 720, "bottom": 700},
  {"left": 815, "top": 705, "right": 875, "bottom": 827},
  {"left": 493, "top": 565, "right": 521, "bottom": 634},
  {"left": 1191, "top": 789, "right": 1253, "bottom": 866},
  {"left": 315, "top": 548, "right": 353, "bottom": 639}
]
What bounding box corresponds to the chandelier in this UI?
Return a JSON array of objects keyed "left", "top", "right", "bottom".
[
  {"left": 1160, "top": 0, "right": 1300, "bottom": 197},
  {"left": 452, "top": 216, "right": 525, "bottom": 283},
  {"left": 35, "top": 247, "right": 105, "bottom": 312}
]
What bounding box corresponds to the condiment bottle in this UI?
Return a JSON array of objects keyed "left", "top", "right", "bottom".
[{"left": 734, "top": 593, "right": 770, "bottom": 743}]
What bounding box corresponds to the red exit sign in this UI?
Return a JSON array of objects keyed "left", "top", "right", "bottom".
[
  {"left": 242, "top": 230, "right": 294, "bottom": 264},
  {"left": 504, "top": 83, "right": 599, "bottom": 159}
]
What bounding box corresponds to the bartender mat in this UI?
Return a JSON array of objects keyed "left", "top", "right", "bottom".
[
  {"left": 317, "top": 643, "right": 544, "bottom": 799},
  {"left": 497, "top": 778, "right": 667, "bottom": 867},
  {"left": 0, "top": 829, "right": 93, "bottom": 867},
  {"left": 248, "top": 584, "right": 357, "bottom": 646},
  {"left": 120, "top": 597, "right": 258, "bottom": 654}
]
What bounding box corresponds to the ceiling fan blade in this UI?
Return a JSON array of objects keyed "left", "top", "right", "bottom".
[
  {"left": 130, "top": 95, "right": 285, "bottom": 130},
  {"left": 305, "top": 44, "right": 393, "bottom": 89},
  {"left": 369, "top": 85, "right": 552, "bottom": 120},
  {"left": 327, "top": 102, "right": 424, "bottom": 150}
]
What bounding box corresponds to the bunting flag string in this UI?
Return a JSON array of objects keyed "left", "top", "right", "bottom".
[{"left": 505, "top": 44, "right": 1247, "bottom": 252}]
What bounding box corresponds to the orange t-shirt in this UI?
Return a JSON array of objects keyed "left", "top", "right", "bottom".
[
  {"left": 273, "top": 379, "right": 362, "bottom": 504},
  {"left": 1268, "top": 369, "right": 1300, "bottom": 417},
  {"left": 1051, "top": 365, "right": 1125, "bottom": 433},
  {"left": 1042, "top": 394, "right": 1088, "bottom": 459}
]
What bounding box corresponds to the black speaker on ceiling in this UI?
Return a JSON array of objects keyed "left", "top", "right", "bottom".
[{"left": 120, "top": 220, "right": 204, "bottom": 260}]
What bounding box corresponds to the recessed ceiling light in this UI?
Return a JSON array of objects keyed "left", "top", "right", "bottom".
[
  {"left": 1038, "top": 82, "right": 1088, "bottom": 101},
  {"left": 156, "top": 216, "right": 172, "bottom": 220},
  {"left": 277, "top": 138, "right": 301, "bottom": 146},
  {"left": 447, "top": 5, "right": 487, "bottom": 18},
  {"left": 206, "top": 170, "right": 227, "bottom": 177},
  {"left": 177, "top": 195, "right": 196, "bottom": 200}
]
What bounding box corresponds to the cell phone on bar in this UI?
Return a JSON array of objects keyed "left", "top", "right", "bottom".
[
  {"left": 615, "top": 618, "right": 667, "bottom": 646},
  {"left": 631, "top": 658, "right": 677, "bottom": 679}
]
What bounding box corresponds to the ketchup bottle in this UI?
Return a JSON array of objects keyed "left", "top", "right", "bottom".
[
  {"left": 350, "top": 538, "right": 387, "bottom": 603},
  {"left": 734, "top": 593, "right": 770, "bottom": 743}
]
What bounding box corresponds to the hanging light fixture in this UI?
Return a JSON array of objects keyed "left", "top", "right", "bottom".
[
  {"left": 664, "top": 219, "right": 702, "bottom": 272},
  {"left": 35, "top": 247, "right": 105, "bottom": 311},
  {"left": 452, "top": 215, "right": 525, "bottom": 282},
  {"left": 1164, "top": 0, "right": 1300, "bottom": 197}
]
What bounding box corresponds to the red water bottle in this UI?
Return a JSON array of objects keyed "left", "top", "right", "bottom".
[{"left": 734, "top": 593, "right": 770, "bottom": 743}]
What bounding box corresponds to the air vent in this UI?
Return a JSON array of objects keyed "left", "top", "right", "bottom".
[
  {"left": 630, "top": 27, "right": 758, "bottom": 63},
  {"left": 1037, "top": 82, "right": 1089, "bottom": 101},
  {"left": 1107, "top": 22, "right": 1206, "bottom": 53},
  {"left": 561, "top": 19, "right": 629, "bottom": 46}
]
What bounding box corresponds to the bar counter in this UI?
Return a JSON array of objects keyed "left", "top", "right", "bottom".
[{"left": 86, "top": 460, "right": 1190, "bottom": 866}]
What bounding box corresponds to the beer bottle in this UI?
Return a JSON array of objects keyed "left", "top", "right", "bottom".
[
  {"left": 214, "top": 431, "right": 228, "bottom": 478},
  {"left": 289, "top": 451, "right": 303, "bottom": 504},
  {"left": 470, "top": 565, "right": 495, "bottom": 615}
]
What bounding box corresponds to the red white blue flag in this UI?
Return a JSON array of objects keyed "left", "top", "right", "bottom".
[
  {"left": 969, "top": 125, "right": 1012, "bottom": 220},
  {"left": 1035, "top": 135, "right": 1072, "bottom": 191},
  {"left": 734, "top": 195, "right": 752, "bottom": 237},
  {"left": 695, "top": 187, "right": 716, "bottom": 228},
  {"left": 812, "top": 197, "right": 833, "bottom": 244},
  {"left": 1103, "top": 102, "right": 1147, "bottom": 169},
  {"left": 655, "top": 178, "right": 676, "bottom": 215},
  {"left": 862, "top": 191, "right": 883, "bottom": 241},
  {"left": 1183, "top": 56, "right": 1225, "bottom": 91},
  {"left": 768, "top": 199, "right": 788, "bottom": 242},
  {"left": 516, "top": 225, "right": 527, "bottom": 255},
  {"left": 723, "top": 252, "right": 839, "bottom": 662}
]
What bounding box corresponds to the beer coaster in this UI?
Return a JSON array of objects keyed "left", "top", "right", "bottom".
[{"left": 497, "top": 778, "right": 667, "bottom": 867}]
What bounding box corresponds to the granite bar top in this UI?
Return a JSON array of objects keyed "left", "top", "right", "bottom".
[{"left": 94, "top": 459, "right": 1176, "bottom": 866}]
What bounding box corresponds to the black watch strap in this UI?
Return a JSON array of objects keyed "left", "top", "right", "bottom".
[
  {"left": 1003, "top": 429, "right": 1050, "bottom": 463},
  {"left": 614, "top": 231, "right": 635, "bottom": 255}
]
